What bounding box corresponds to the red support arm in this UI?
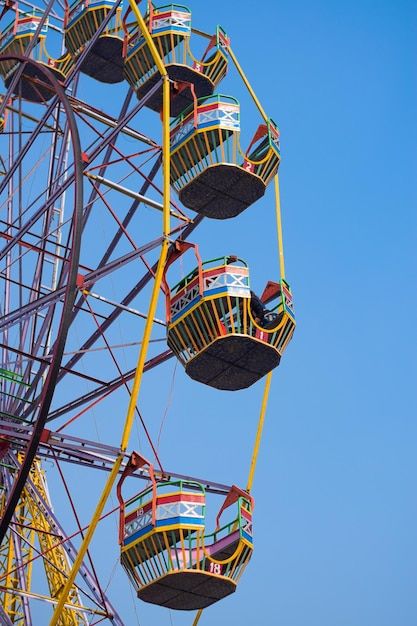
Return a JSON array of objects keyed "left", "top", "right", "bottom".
[
  {"left": 116, "top": 451, "right": 155, "bottom": 544},
  {"left": 161, "top": 241, "right": 202, "bottom": 323},
  {"left": 215, "top": 485, "right": 253, "bottom": 530},
  {"left": 260, "top": 280, "right": 281, "bottom": 305},
  {"left": 245, "top": 124, "right": 268, "bottom": 157}
]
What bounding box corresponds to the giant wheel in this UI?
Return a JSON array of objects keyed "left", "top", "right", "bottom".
[{"left": 0, "top": 1, "right": 295, "bottom": 624}]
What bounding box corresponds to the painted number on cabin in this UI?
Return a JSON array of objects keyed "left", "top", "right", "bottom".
[{"left": 209, "top": 562, "right": 222, "bottom": 575}]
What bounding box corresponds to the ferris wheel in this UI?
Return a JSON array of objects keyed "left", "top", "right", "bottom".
[{"left": 0, "top": 1, "right": 296, "bottom": 624}]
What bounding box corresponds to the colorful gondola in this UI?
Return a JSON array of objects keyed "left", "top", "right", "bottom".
[
  {"left": 64, "top": 0, "right": 124, "bottom": 82},
  {"left": 123, "top": 2, "right": 229, "bottom": 116},
  {"left": 170, "top": 94, "right": 280, "bottom": 218},
  {"left": 0, "top": 7, "right": 73, "bottom": 102},
  {"left": 118, "top": 453, "right": 254, "bottom": 610},
  {"left": 163, "top": 246, "right": 295, "bottom": 390}
]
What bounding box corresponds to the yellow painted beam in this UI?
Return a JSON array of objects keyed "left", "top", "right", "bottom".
[
  {"left": 192, "top": 608, "right": 203, "bottom": 626},
  {"left": 246, "top": 372, "right": 272, "bottom": 493},
  {"left": 228, "top": 46, "right": 268, "bottom": 123},
  {"left": 192, "top": 372, "right": 272, "bottom": 626},
  {"left": 274, "top": 174, "right": 286, "bottom": 280},
  {"left": 49, "top": 456, "right": 123, "bottom": 626},
  {"left": 190, "top": 37, "right": 281, "bottom": 626}
]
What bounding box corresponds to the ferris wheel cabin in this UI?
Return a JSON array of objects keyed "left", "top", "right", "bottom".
[
  {"left": 164, "top": 256, "right": 295, "bottom": 391},
  {"left": 0, "top": 10, "right": 73, "bottom": 102},
  {"left": 170, "top": 95, "right": 281, "bottom": 219},
  {"left": 123, "top": 4, "right": 229, "bottom": 116},
  {"left": 64, "top": 0, "right": 124, "bottom": 83},
  {"left": 118, "top": 460, "right": 253, "bottom": 610}
]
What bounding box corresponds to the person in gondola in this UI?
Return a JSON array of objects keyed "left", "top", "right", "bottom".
[
  {"left": 223, "top": 256, "right": 283, "bottom": 331},
  {"left": 250, "top": 290, "right": 282, "bottom": 330}
]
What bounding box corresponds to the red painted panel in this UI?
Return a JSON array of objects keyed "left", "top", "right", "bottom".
[
  {"left": 156, "top": 493, "right": 205, "bottom": 505},
  {"left": 125, "top": 499, "right": 152, "bottom": 523},
  {"left": 241, "top": 507, "right": 252, "bottom": 521}
]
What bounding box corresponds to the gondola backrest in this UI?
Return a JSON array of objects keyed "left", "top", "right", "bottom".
[
  {"left": 214, "top": 485, "right": 254, "bottom": 547},
  {"left": 122, "top": 480, "right": 206, "bottom": 549},
  {"left": 148, "top": 3, "right": 191, "bottom": 37},
  {"left": 168, "top": 256, "right": 250, "bottom": 325},
  {"left": 238, "top": 496, "right": 253, "bottom": 545},
  {"left": 280, "top": 278, "right": 295, "bottom": 320},
  {"left": 170, "top": 94, "right": 240, "bottom": 154},
  {"left": 124, "top": 2, "right": 191, "bottom": 54}
]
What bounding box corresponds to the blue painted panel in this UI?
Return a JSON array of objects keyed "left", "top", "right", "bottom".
[
  {"left": 284, "top": 305, "right": 296, "bottom": 320},
  {"left": 127, "top": 37, "right": 146, "bottom": 57},
  {"left": 241, "top": 529, "right": 253, "bottom": 544},
  {"left": 152, "top": 25, "right": 189, "bottom": 35},
  {"left": 123, "top": 522, "right": 153, "bottom": 546},
  {"left": 155, "top": 516, "right": 204, "bottom": 528},
  {"left": 123, "top": 515, "right": 204, "bottom": 547},
  {"left": 203, "top": 285, "right": 250, "bottom": 298}
]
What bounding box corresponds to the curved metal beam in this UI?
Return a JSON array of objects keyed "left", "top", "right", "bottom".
[{"left": 0, "top": 56, "right": 83, "bottom": 545}]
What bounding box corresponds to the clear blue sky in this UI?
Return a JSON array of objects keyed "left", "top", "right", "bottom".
[{"left": 43, "top": 1, "right": 417, "bottom": 624}]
